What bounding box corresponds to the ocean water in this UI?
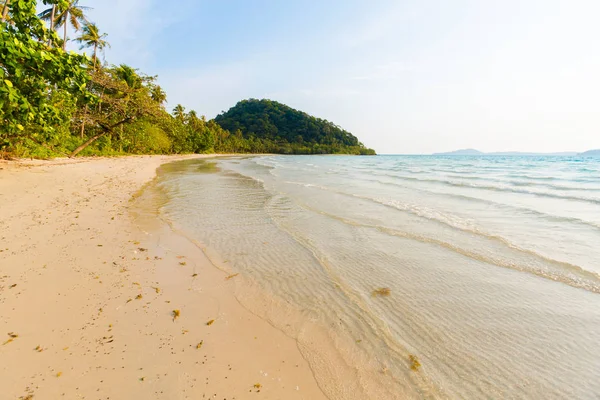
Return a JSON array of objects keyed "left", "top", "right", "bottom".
[{"left": 153, "top": 155, "right": 600, "bottom": 399}]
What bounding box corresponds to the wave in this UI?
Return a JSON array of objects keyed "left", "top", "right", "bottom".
[
  {"left": 279, "top": 180, "right": 600, "bottom": 287},
  {"left": 370, "top": 174, "right": 600, "bottom": 205},
  {"left": 368, "top": 178, "right": 600, "bottom": 230},
  {"left": 282, "top": 178, "right": 600, "bottom": 231},
  {"left": 295, "top": 202, "right": 600, "bottom": 294},
  {"left": 374, "top": 170, "right": 600, "bottom": 191}
]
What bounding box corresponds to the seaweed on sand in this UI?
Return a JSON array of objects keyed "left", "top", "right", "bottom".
[
  {"left": 372, "top": 287, "right": 391, "bottom": 297},
  {"left": 409, "top": 354, "right": 421, "bottom": 371}
]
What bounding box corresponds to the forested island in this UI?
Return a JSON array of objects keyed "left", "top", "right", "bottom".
[
  {"left": 0, "top": 1, "right": 375, "bottom": 158},
  {"left": 215, "top": 99, "right": 375, "bottom": 155}
]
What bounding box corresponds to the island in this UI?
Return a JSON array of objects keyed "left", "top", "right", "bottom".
[
  {"left": 215, "top": 99, "right": 376, "bottom": 155},
  {"left": 434, "top": 149, "right": 580, "bottom": 156},
  {"left": 578, "top": 149, "right": 600, "bottom": 157}
]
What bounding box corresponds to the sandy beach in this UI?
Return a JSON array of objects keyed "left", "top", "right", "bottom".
[{"left": 0, "top": 156, "right": 326, "bottom": 400}]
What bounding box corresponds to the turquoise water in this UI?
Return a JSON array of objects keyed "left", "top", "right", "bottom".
[{"left": 155, "top": 155, "right": 600, "bottom": 399}]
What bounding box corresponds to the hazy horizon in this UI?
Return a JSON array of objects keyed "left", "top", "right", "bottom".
[{"left": 75, "top": 0, "right": 599, "bottom": 154}]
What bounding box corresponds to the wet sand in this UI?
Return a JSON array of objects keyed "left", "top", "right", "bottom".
[{"left": 0, "top": 155, "right": 326, "bottom": 400}]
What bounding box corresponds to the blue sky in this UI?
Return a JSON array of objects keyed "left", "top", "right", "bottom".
[{"left": 73, "top": 0, "right": 599, "bottom": 154}]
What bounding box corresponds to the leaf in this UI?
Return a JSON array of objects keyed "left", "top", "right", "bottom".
[
  {"left": 4, "top": 79, "right": 13, "bottom": 88},
  {"left": 409, "top": 354, "right": 421, "bottom": 371},
  {"left": 372, "top": 287, "right": 391, "bottom": 297}
]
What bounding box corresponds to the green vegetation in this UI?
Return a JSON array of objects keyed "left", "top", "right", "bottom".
[
  {"left": 215, "top": 99, "right": 376, "bottom": 155},
  {"left": 0, "top": 1, "right": 375, "bottom": 158}
]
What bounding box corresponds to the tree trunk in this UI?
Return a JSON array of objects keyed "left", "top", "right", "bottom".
[
  {"left": 69, "top": 118, "right": 132, "bottom": 158},
  {"left": 119, "top": 124, "right": 124, "bottom": 152},
  {"left": 63, "top": 12, "right": 68, "bottom": 50},
  {"left": 47, "top": 5, "right": 56, "bottom": 46},
  {"left": 50, "top": 5, "right": 56, "bottom": 29},
  {"left": 1, "top": 0, "right": 10, "bottom": 22},
  {"left": 80, "top": 105, "right": 88, "bottom": 138},
  {"left": 93, "top": 43, "right": 98, "bottom": 68}
]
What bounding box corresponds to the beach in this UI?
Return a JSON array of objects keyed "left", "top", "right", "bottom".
[
  {"left": 0, "top": 156, "right": 326, "bottom": 400},
  {"left": 2, "top": 154, "right": 599, "bottom": 400}
]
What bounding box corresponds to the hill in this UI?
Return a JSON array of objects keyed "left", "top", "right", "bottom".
[
  {"left": 214, "top": 99, "right": 376, "bottom": 155},
  {"left": 578, "top": 149, "right": 600, "bottom": 156},
  {"left": 434, "top": 149, "right": 580, "bottom": 156},
  {"left": 433, "top": 149, "right": 484, "bottom": 155}
]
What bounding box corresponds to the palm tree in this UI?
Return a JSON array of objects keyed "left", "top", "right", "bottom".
[
  {"left": 173, "top": 105, "right": 186, "bottom": 121},
  {"left": 1, "top": 0, "right": 8, "bottom": 22},
  {"left": 40, "top": 0, "right": 91, "bottom": 50},
  {"left": 150, "top": 85, "right": 167, "bottom": 106},
  {"left": 75, "top": 23, "right": 109, "bottom": 67},
  {"left": 115, "top": 64, "right": 142, "bottom": 89}
]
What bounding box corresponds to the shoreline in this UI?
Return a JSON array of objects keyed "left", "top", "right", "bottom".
[{"left": 0, "top": 155, "right": 326, "bottom": 399}]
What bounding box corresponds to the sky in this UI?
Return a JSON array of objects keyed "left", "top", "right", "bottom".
[{"left": 68, "top": 0, "right": 600, "bottom": 154}]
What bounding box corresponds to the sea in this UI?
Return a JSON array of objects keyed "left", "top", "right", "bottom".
[{"left": 151, "top": 155, "right": 600, "bottom": 399}]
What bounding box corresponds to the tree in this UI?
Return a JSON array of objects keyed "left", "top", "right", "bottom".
[
  {"left": 173, "top": 104, "right": 186, "bottom": 121},
  {"left": 69, "top": 67, "right": 163, "bottom": 157},
  {"left": 1, "top": 0, "right": 10, "bottom": 22},
  {"left": 1, "top": 0, "right": 93, "bottom": 150},
  {"left": 114, "top": 64, "right": 142, "bottom": 89},
  {"left": 75, "top": 22, "right": 109, "bottom": 68},
  {"left": 40, "top": 0, "right": 91, "bottom": 50},
  {"left": 150, "top": 85, "right": 167, "bottom": 106}
]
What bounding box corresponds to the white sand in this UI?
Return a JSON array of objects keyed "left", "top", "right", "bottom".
[{"left": 0, "top": 155, "right": 326, "bottom": 399}]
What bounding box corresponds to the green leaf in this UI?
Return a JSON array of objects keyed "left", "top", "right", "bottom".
[
  {"left": 4, "top": 80, "right": 13, "bottom": 88},
  {"left": 17, "top": 124, "right": 24, "bottom": 131}
]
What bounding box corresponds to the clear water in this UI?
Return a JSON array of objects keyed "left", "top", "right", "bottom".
[{"left": 154, "top": 155, "right": 600, "bottom": 399}]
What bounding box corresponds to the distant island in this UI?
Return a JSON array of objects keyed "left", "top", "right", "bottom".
[
  {"left": 215, "top": 99, "right": 376, "bottom": 155},
  {"left": 579, "top": 149, "right": 600, "bottom": 157},
  {"left": 433, "top": 149, "right": 484, "bottom": 156},
  {"left": 433, "top": 148, "right": 599, "bottom": 156}
]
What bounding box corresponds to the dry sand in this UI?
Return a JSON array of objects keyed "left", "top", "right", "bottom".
[{"left": 0, "top": 155, "right": 327, "bottom": 400}]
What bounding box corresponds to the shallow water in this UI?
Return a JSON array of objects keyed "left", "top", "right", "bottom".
[{"left": 154, "top": 155, "right": 600, "bottom": 399}]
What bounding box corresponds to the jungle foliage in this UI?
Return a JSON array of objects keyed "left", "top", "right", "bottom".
[{"left": 0, "top": 1, "right": 375, "bottom": 158}]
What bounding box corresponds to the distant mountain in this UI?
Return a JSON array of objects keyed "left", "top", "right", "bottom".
[
  {"left": 434, "top": 149, "right": 579, "bottom": 156},
  {"left": 578, "top": 149, "right": 600, "bottom": 156},
  {"left": 433, "top": 148, "right": 483, "bottom": 155},
  {"left": 489, "top": 151, "right": 578, "bottom": 156}
]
